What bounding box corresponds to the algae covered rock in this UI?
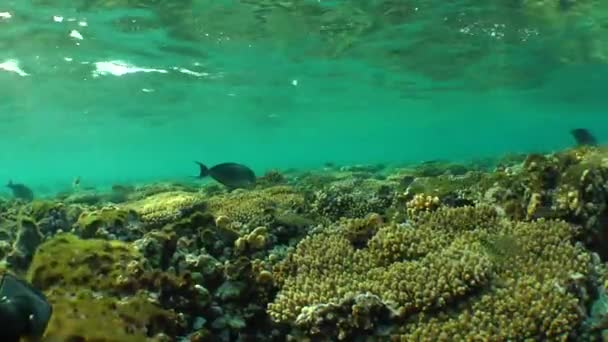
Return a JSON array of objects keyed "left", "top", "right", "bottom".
[
  {"left": 75, "top": 206, "right": 140, "bottom": 240},
  {"left": 26, "top": 233, "right": 199, "bottom": 340},
  {"left": 27, "top": 233, "right": 143, "bottom": 292},
  {"left": 6, "top": 216, "right": 43, "bottom": 270},
  {"left": 43, "top": 289, "right": 181, "bottom": 341}
]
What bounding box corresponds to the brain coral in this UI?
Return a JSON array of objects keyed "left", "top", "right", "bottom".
[{"left": 268, "top": 206, "right": 597, "bottom": 340}]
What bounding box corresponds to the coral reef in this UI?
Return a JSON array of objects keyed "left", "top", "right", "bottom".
[
  {"left": 269, "top": 206, "right": 598, "bottom": 340},
  {"left": 2, "top": 146, "right": 608, "bottom": 340}
]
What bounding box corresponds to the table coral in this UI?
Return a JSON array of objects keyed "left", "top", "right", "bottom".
[
  {"left": 207, "top": 186, "right": 305, "bottom": 229},
  {"left": 124, "top": 191, "right": 207, "bottom": 228}
]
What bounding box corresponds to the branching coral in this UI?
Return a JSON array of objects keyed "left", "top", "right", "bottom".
[{"left": 268, "top": 206, "right": 597, "bottom": 340}]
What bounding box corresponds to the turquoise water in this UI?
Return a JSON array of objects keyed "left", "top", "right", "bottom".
[{"left": 1, "top": 1, "right": 607, "bottom": 193}]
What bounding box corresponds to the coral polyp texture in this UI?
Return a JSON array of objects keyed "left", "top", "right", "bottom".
[
  {"left": 1, "top": 146, "right": 608, "bottom": 340},
  {"left": 269, "top": 205, "right": 597, "bottom": 340}
]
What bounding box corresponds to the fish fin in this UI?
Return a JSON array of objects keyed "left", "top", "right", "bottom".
[
  {"left": 6, "top": 180, "right": 12, "bottom": 187},
  {"left": 195, "top": 161, "right": 209, "bottom": 178}
]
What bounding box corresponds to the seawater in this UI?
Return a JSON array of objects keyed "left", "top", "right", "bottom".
[{"left": 0, "top": 1, "right": 607, "bottom": 194}]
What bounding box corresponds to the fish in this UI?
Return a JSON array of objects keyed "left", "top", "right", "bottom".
[
  {"left": 571, "top": 128, "right": 598, "bottom": 146},
  {"left": 6, "top": 180, "right": 34, "bottom": 202},
  {"left": 195, "top": 161, "right": 256, "bottom": 189},
  {"left": 72, "top": 176, "right": 81, "bottom": 189}
]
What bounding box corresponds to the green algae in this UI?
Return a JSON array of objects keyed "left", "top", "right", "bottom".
[
  {"left": 75, "top": 207, "right": 137, "bottom": 238},
  {"left": 27, "top": 233, "right": 142, "bottom": 291},
  {"left": 43, "top": 289, "right": 178, "bottom": 341},
  {"left": 30, "top": 200, "right": 60, "bottom": 221},
  {"left": 26, "top": 233, "right": 187, "bottom": 340}
]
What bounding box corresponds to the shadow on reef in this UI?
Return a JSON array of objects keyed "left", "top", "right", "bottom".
[{"left": 1, "top": 146, "right": 608, "bottom": 340}]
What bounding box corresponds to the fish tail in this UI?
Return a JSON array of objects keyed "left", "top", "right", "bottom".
[{"left": 195, "top": 162, "right": 209, "bottom": 178}]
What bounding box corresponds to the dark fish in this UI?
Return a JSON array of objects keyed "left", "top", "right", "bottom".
[
  {"left": 6, "top": 180, "right": 34, "bottom": 202},
  {"left": 196, "top": 162, "right": 256, "bottom": 188},
  {"left": 571, "top": 128, "right": 598, "bottom": 146},
  {"left": 72, "top": 176, "right": 80, "bottom": 189}
]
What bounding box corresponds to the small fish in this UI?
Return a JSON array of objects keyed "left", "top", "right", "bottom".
[
  {"left": 195, "top": 161, "right": 256, "bottom": 189},
  {"left": 571, "top": 128, "right": 598, "bottom": 146},
  {"left": 72, "top": 176, "right": 81, "bottom": 189},
  {"left": 6, "top": 180, "right": 34, "bottom": 202}
]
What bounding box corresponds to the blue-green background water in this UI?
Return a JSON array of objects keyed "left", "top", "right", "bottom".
[{"left": 1, "top": 1, "right": 608, "bottom": 194}]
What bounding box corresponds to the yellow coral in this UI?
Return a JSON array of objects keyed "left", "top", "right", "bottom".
[
  {"left": 235, "top": 226, "right": 269, "bottom": 254},
  {"left": 406, "top": 193, "right": 440, "bottom": 217},
  {"left": 123, "top": 191, "right": 205, "bottom": 227},
  {"left": 268, "top": 206, "right": 594, "bottom": 340},
  {"left": 208, "top": 186, "right": 305, "bottom": 228}
]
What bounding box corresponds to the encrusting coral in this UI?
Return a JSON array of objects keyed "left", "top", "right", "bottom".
[
  {"left": 207, "top": 186, "right": 306, "bottom": 229},
  {"left": 124, "top": 191, "right": 207, "bottom": 228}
]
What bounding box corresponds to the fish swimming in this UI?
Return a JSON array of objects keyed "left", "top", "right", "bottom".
[
  {"left": 6, "top": 181, "right": 34, "bottom": 202},
  {"left": 571, "top": 128, "right": 598, "bottom": 146},
  {"left": 195, "top": 162, "right": 256, "bottom": 188}
]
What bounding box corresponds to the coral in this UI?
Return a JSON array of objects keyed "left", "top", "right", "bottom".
[
  {"left": 405, "top": 193, "right": 440, "bottom": 217},
  {"left": 472, "top": 147, "right": 608, "bottom": 256},
  {"left": 127, "top": 182, "right": 198, "bottom": 201},
  {"left": 133, "top": 230, "right": 177, "bottom": 270},
  {"left": 294, "top": 293, "right": 399, "bottom": 340},
  {"left": 310, "top": 179, "right": 396, "bottom": 222},
  {"left": 395, "top": 219, "right": 593, "bottom": 340},
  {"left": 207, "top": 186, "right": 305, "bottom": 229},
  {"left": 339, "top": 213, "right": 383, "bottom": 248},
  {"left": 268, "top": 206, "right": 596, "bottom": 340},
  {"left": 75, "top": 206, "right": 140, "bottom": 240},
  {"left": 235, "top": 226, "right": 269, "bottom": 255},
  {"left": 124, "top": 191, "right": 207, "bottom": 228},
  {"left": 403, "top": 172, "right": 484, "bottom": 205}
]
